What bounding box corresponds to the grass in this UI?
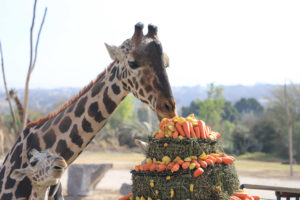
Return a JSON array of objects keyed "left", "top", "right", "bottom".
[
  {"left": 235, "top": 159, "right": 300, "bottom": 171},
  {"left": 237, "top": 152, "right": 282, "bottom": 162}
]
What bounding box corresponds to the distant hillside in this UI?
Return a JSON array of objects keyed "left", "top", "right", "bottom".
[
  {"left": 0, "top": 88, "right": 78, "bottom": 113},
  {"left": 0, "top": 84, "right": 279, "bottom": 114},
  {"left": 173, "top": 84, "right": 278, "bottom": 106}
]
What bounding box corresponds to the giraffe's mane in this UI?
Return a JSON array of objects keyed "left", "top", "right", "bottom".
[{"left": 26, "top": 60, "right": 117, "bottom": 128}]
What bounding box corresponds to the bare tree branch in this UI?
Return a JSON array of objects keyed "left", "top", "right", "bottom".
[
  {"left": 32, "top": 7, "right": 47, "bottom": 71},
  {"left": 0, "top": 42, "right": 19, "bottom": 134},
  {"left": 22, "top": 0, "right": 47, "bottom": 129}
]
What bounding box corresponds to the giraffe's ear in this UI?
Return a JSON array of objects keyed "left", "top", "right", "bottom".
[
  {"left": 163, "top": 53, "right": 169, "bottom": 68},
  {"left": 29, "top": 148, "right": 40, "bottom": 157},
  {"left": 105, "top": 43, "right": 119, "bottom": 60},
  {"left": 10, "top": 168, "right": 28, "bottom": 181}
]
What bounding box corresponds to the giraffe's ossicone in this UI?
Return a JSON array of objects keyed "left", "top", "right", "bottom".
[{"left": 0, "top": 23, "right": 177, "bottom": 199}]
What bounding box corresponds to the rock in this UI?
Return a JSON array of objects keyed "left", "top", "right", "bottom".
[
  {"left": 67, "top": 163, "right": 113, "bottom": 196},
  {"left": 120, "top": 183, "right": 132, "bottom": 195}
]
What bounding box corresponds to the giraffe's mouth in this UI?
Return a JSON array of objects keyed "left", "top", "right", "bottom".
[
  {"left": 52, "top": 158, "right": 67, "bottom": 177},
  {"left": 53, "top": 166, "right": 64, "bottom": 171}
]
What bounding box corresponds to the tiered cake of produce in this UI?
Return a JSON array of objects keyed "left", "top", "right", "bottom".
[{"left": 131, "top": 114, "right": 239, "bottom": 200}]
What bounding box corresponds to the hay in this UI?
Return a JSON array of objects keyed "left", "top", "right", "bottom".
[
  {"left": 132, "top": 164, "right": 239, "bottom": 200},
  {"left": 147, "top": 137, "right": 221, "bottom": 161},
  {"left": 132, "top": 137, "right": 239, "bottom": 199}
]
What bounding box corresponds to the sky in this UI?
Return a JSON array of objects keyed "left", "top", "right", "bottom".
[{"left": 0, "top": 0, "right": 300, "bottom": 89}]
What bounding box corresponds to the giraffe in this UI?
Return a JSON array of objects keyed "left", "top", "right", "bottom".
[
  {"left": 8, "top": 89, "right": 31, "bottom": 124},
  {"left": 10, "top": 149, "right": 67, "bottom": 200},
  {"left": 0, "top": 23, "right": 177, "bottom": 199},
  {"left": 0, "top": 118, "right": 11, "bottom": 156}
]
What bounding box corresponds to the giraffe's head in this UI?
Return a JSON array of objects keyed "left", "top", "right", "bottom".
[
  {"left": 105, "top": 23, "right": 177, "bottom": 120},
  {"left": 8, "top": 89, "right": 17, "bottom": 98},
  {"left": 11, "top": 149, "right": 67, "bottom": 187}
]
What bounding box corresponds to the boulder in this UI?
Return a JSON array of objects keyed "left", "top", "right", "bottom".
[{"left": 67, "top": 163, "right": 113, "bottom": 196}]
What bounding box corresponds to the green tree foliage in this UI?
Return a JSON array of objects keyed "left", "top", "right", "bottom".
[
  {"left": 106, "top": 94, "right": 136, "bottom": 129},
  {"left": 223, "top": 101, "right": 240, "bottom": 122},
  {"left": 182, "top": 99, "right": 201, "bottom": 117},
  {"left": 264, "top": 84, "right": 300, "bottom": 160},
  {"left": 232, "top": 124, "right": 258, "bottom": 155},
  {"left": 251, "top": 119, "right": 282, "bottom": 154},
  {"left": 231, "top": 84, "right": 300, "bottom": 161},
  {"left": 181, "top": 84, "right": 237, "bottom": 152},
  {"left": 234, "top": 98, "right": 263, "bottom": 115}
]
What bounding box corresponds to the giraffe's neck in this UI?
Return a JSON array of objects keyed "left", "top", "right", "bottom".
[
  {"left": 30, "top": 185, "right": 49, "bottom": 200},
  {"left": 13, "top": 96, "right": 27, "bottom": 123},
  {"left": 30, "top": 61, "right": 129, "bottom": 164}
]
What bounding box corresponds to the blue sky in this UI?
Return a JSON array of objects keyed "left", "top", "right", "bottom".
[{"left": 0, "top": 0, "right": 300, "bottom": 89}]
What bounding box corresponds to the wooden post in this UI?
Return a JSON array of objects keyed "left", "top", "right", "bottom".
[{"left": 284, "top": 83, "right": 293, "bottom": 176}]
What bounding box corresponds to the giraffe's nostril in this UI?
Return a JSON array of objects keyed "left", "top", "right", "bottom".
[{"left": 164, "top": 103, "right": 170, "bottom": 111}]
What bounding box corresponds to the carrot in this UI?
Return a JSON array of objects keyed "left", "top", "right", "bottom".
[
  {"left": 198, "top": 120, "right": 206, "bottom": 139},
  {"left": 177, "top": 159, "right": 184, "bottom": 165},
  {"left": 216, "top": 157, "right": 222, "bottom": 164},
  {"left": 150, "top": 163, "right": 157, "bottom": 171},
  {"left": 142, "top": 163, "right": 152, "bottom": 171},
  {"left": 206, "top": 126, "right": 211, "bottom": 137},
  {"left": 167, "top": 162, "right": 175, "bottom": 170},
  {"left": 172, "top": 131, "right": 179, "bottom": 139},
  {"left": 119, "top": 193, "right": 133, "bottom": 200},
  {"left": 171, "top": 163, "right": 180, "bottom": 172},
  {"left": 229, "top": 196, "right": 242, "bottom": 200},
  {"left": 157, "top": 164, "right": 167, "bottom": 172},
  {"left": 191, "top": 160, "right": 200, "bottom": 168},
  {"left": 182, "top": 161, "right": 190, "bottom": 170},
  {"left": 183, "top": 121, "right": 191, "bottom": 138},
  {"left": 199, "top": 160, "right": 207, "bottom": 168},
  {"left": 233, "top": 192, "right": 252, "bottom": 199},
  {"left": 189, "top": 122, "right": 196, "bottom": 138},
  {"left": 159, "top": 122, "right": 164, "bottom": 131},
  {"left": 252, "top": 196, "right": 260, "bottom": 200},
  {"left": 222, "top": 157, "right": 234, "bottom": 165},
  {"left": 176, "top": 123, "right": 185, "bottom": 137},
  {"left": 207, "top": 155, "right": 217, "bottom": 163},
  {"left": 205, "top": 159, "right": 214, "bottom": 166},
  {"left": 155, "top": 132, "right": 165, "bottom": 139},
  {"left": 135, "top": 165, "right": 141, "bottom": 171},
  {"left": 193, "top": 168, "right": 204, "bottom": 177},
  {"left": 194, "top": 126, "right": 200, "bottom": 139}
]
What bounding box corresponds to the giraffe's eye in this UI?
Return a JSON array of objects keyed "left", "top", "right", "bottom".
[
  {"left": 30, "top": 159, "right": 38, "bottom": 167},
  {"left": 128, "top": 61, "right": 139, "bottom": 69}
]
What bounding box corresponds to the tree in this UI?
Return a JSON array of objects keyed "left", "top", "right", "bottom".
[
  {"left": 199, "top": 84, "right": 225, "bottom": 128},
  {"left": 181, "top": 99, "right": 202, "bottom": 117},
  {"left": 251, "top": 119, "right": 282, "bottom": 154},
  {"left": 234, "top": 98, "right": 263, "bottom": 115},
  {"left": 22, "top": 0, "right": 48, "bottom": 129},
  {"left": 232, "top": 124, "right": 260, "bottom": 155},
  {"left": 106, "top": 94, "right": 136, "bottom": 129},
  {"left": 223, "top": 101, "right": 240, "bottom": 122},
  {"left": 0, "top": 42, "right": 18, "bottom": 133}
]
